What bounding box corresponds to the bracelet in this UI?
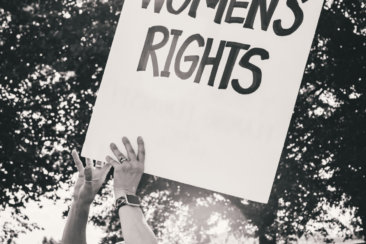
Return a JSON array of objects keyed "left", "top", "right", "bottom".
[{"left": 115, "top": 196, "right": 128, "bottom": 212}]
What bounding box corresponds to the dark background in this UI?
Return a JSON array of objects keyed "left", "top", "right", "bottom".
[{"left": 0, "top": 0, "right": 365, "bottom": 243}]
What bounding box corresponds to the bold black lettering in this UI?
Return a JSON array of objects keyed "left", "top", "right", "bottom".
[
  {"left": 175, "top": 34, "right": 205, "bottom": 80},
  {"left": 206, "top": 0, "right": 229, "bottom": 24},
  {"left": 244, "top": 0, "right": 279, "bottom": 31},
  {"left": 188, "top": 0, "right": 228, "bottom": 24},
  {"left": 273, "top": 0, "right": 304, "bottom": 36},
  {"left": 137, "top": 26, "right": 170, "bottom": 77},
  {"left": 167, "top": 0, "right": 191, "bottom": 14},
  {"left": 219, "top": 42, "right": 250, "bottom": 89},
  {"left": 189, "top": 0, "right": 229, "bottom": 23},
  {"left": 188, "top": 0, "right": 201, "bottom": 18},
  {"left": 232, "top": 48, "right": 269, "bottom": 94},
  {"left": 161, "top": 29, "right": 183, "bottom": 77},
  {"left": 225, "top": 0, "right": 249, "bottom": 24},
  {"left": 194, "top": 39, "right": 226, "bottom": 86},
  {"left": 141, "top": 0, "right": 165, "bottom": 13}
]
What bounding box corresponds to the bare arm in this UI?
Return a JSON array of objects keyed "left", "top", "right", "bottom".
[
  {"left": 118, "top": 199, "right": 157, "bottom": 244},
  {"left": 106, "top": 137, "right": 158, "bottom": 244},
  {"left": 62, "top": 151, "right": 111, "bottom": 244},
  {"left": 62, "top": 200, "right": 90, "bottom": 244}
]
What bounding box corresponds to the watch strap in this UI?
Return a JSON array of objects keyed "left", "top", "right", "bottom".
[
  {"left": 115, "top": 194, "right": 141, "bottom": 212},
  {"left": 115, "top": 196, "right": 128, "bottom": 212}
]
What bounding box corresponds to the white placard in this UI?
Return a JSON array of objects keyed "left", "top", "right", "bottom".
[{"left": 82, "top": 0, "right": 324, "bottom": 203}]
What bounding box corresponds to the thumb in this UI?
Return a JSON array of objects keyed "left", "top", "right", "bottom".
[{"left": 105, "top": 156, "right": 120, "bottom": 168}]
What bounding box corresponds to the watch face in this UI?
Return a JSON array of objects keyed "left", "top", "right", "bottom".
[{"left": 126, "top": 195, "right": 140, "bottom": 205}]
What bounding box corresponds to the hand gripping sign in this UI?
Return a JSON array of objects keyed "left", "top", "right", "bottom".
[{"left": 82, "top": 0, "right": 324, "bottom": 203}]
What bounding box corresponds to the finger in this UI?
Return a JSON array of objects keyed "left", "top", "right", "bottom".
[
  {"left": 71, "top": 150, "right": 84, "bottom": 173},
  {"left": 110, "top": 143, "right": 127, "bottom": 162},
  {"left": 122, "top": 137, "right": 136, "bottom": 160},
  {"left": 106, "top": 155, "right": 120, "bottom": 168},
  {"left": 137, "top": 136, "right": 145, "bottom": 163},
  {"left": 84, "top": 159, "right": 93, "bottom": 182},
  {"left": 86, "top": 158, "right": 93, "bottom": 168}
]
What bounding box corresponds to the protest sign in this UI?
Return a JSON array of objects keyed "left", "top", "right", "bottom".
[{"left": 82, "top": 0, "right": 324, "bottom": 203}]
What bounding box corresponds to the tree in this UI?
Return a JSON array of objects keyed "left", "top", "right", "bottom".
[
  {"left": 0, "top": 0, "right": 364, "bottom": 243},
  {"left": 0, "top": 0, "right": 121, "bottom": 207},
  {"left": 0, "top": 0, "right": 123, "bottom": 241},
  {"left": 227, "top": 0, "right": 366, "bottom": 243}
]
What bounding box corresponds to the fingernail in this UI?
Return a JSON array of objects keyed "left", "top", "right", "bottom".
[
  {"left": 137, "top": 136, "right": 143, "bottom": 142},
  {"left": 71, "top": 150, "right": 78, "bottom": 157}
]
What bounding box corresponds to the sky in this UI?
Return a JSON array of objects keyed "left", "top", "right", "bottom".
[{"left": 16, "top": 199, "right": 105, "bottom": 243}]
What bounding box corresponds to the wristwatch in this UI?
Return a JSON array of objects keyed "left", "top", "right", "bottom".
[{"left": 115, "top": 193, "right": 141, "bottom": 211}]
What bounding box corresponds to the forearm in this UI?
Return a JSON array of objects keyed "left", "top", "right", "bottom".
[
  {"left": 119, "top": 206, "right": 158, "bottom": 244},
  {"left": 61, "top": 200, "right": 90, "bottom": 244}
]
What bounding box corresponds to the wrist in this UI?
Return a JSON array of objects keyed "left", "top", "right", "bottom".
[
  {"left": 114, "top": 188, "right": 137, "bottom": 200},
  {"left": 73, "top": 198, "right": 92, "bottom": 210}
]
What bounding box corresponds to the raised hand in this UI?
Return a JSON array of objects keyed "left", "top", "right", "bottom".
[
  {"left": 105, "top": 136, "right": 145, "bottom": 198},
  {"left": 71, "top": 150, "right": 112, "bottom": 205}
]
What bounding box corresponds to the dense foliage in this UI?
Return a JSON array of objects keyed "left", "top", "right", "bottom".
[{"left": 0, "top": 0, "right": 365, "bottom": 243}]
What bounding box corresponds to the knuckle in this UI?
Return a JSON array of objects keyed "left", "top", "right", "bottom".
[
  {"left": 117, "top": 154, "right": 124, "bottom": 160},
  {"left": 131, "top": 164, "right": 139, "bottom": 172},
  {"left": 122, "top": 163, "right": 132, "bottom": 171}
]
